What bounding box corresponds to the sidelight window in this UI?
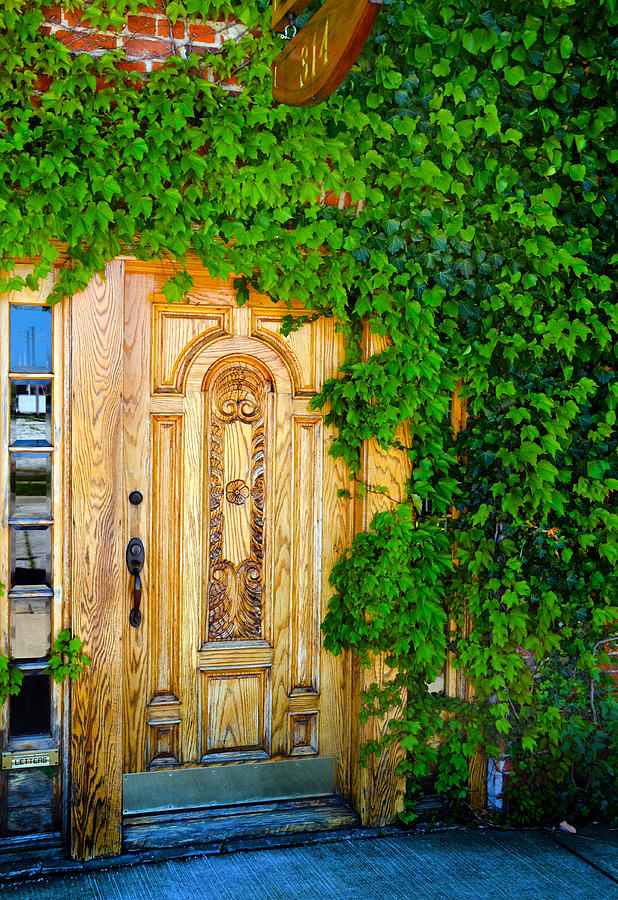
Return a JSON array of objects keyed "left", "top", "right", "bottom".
[{"left": 2, "top": 292, "right": 62, "bottom": 837}]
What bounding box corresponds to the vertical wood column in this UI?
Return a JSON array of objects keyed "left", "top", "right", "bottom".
[
  {"left": 448, "top": 383, "right": 487, "bottom": 809},
  {"left": 70, "top": 263, "right": 124, "bottom": 859},
  {"left": 122, "top": 271, "right": 152, "bottom": 775},
  {"left": 318, "top": 320, "right": 353, "bottom": 797},
  {"left": 351, "top": 328, "right": 409, "bottom": 826}
]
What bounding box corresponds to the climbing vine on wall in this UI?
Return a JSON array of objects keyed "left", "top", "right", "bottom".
[
  {"left": 1, "top": 0, "right": 617, "bottom": 824},
  {"left": 0, "top": 585, "right": 89, "bottom": 706}
]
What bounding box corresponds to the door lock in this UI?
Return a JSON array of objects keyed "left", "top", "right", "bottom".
[{"left": 126, "top": 537, "right": 145, "bottom": 628}]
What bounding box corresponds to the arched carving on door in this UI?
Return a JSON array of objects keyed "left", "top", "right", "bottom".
[{"left": 168, "top": 322, "right": 305, "bottom": 396}]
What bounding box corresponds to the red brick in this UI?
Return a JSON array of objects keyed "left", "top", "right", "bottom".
[
  {"left": 63, "top": 8, "right": 122, "bottom": 31},
  {"left": 123, "top": 35, "right": 172, "bottom": 57},
  {"left": 150, "top": 60, "right": 166, "bottom": 71},
  {"left": 213, "top": 11, "right": 241, "bottom": 22},
  {"left": 62, "top": 10, "right": 86, "bottom": 26},
  {"left": 157, "top": 18, "right": 186, "bottom": 39},
  {"left": 95, "top": 76, "right": 114, "bottom": 91},
  {"left": 323, "top": 190, "right": 339, "bottom": 207},
  {"left": 53, "top": 30, "right": 117, "bottom": 52},
  {"left": 189, "top": 23, "right": 216, "bottom": 41},
  {"left": 117, "top": 60, "right": 147, "bottom": 76},
  {"left": 34, "top": 76, "right": 52, "bottom": 92},
  {"left": 191, "top": 44, "right": 218, "bottom": 57},
  {"left": 127, "top": 14, "right": 157, "bottom": 35},
  {"left": 43, "top": 4, "right": 62, "bottom": 24}
]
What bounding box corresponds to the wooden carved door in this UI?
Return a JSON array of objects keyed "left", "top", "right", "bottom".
[{"left": 122, "top": 262, "right": 352, "bottom": 809}]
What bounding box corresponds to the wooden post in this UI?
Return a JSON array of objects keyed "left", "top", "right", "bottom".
[
  {"left": 350, "top": 328, "right": 408, "bottom": 826},
  {"left": 447, "top": 383, "right": 487, "bottom": 810},
  {"left": 69, "top": 262, "right": 124, "bottom": 859}
]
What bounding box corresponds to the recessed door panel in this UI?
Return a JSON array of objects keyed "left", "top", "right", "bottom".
[{"left": 206, "top": 363, "right": 269, "bottom": 643}]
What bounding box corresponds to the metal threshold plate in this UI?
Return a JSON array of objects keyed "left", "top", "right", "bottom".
[{"left": 123, "top": 757, "right": 336, "bottom": 815}]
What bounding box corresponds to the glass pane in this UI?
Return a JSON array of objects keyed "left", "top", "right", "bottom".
[
  {"left": 9, "top": 672, "right": 51, "bottom": 736},
  {"left": 10, "top": 453, "right": 52, "bottom": 519},
  {"left": 427, "top": 670, "right": 445, "bottom": 694},
  {"left": 10, "top": 525, "right": 52, "bottom": 591},
  {"left": 10, "top": 380, "right": 52, "bottom": 447},
  {"left": 9, "top": 305, "right": 52, "bottom": 373},
  {"left": 10, "top": 596, "right": 52, "bottom": 660}
]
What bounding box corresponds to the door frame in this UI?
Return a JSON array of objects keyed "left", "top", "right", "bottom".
[{"left": 67, "top": 257, "right": 406, "bottom": 860}]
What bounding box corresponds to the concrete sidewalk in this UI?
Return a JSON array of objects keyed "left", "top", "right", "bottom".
[{"left": 1, "top": 826, "right": 617, "bottom": 899}]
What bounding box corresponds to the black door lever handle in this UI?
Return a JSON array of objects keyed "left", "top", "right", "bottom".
[{"left": 127, "top": 538, "right": 145, "bottom": 628}]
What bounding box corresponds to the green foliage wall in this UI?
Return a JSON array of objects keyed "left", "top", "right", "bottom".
[{"left": 1, "top": 0, "right": 617, "bottom": 824}]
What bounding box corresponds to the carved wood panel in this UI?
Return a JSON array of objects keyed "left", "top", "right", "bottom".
[
  {"left": 207, "top": 364, "right": 270, "bottom": 642},
  {"left": 152, "top": 305, "right": 230, "bottom": 394},
  {"left": 290, "top": 712, "right": 318, "bottom": 756},
  {"left": 251, "top": 311, "right": 322, "bottom": 395}
]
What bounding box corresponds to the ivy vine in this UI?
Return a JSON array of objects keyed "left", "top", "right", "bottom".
[
  {"left": 45, "top": 628, "right": 91, "bottom": 684},
  {"left": 1, "top": 0, "right": 617, "bottom": 825},
  {"left": 0, "top": 587, "right": 90, "bottom": 706}
]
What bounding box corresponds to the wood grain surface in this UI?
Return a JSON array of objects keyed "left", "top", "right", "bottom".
[
  {"left": 121, "top": 273, "right": 350, "bottom": 811},
  {"left": 291, "top": 416, "right": 322, "bottom": 692},
  {"left": 351, "top": 328, "right": 408, "bottom": 826},
  {"left": 70, "top": 263, "right": 124, "bottom": 859},
  {"left": 272, "top": 0, "right": 381, "bottom": 107},
  {"left": 122, "top": 271, "right": 153, "bottom": 776},
  {"left": 150, "top": 415, "right": 182, "bottom": 699},
  {"left": 447, "top": 382, "right": 486, "bottom": 809},
  {"left": 122, "top": 796, "right": 359, "bottom": 852}
]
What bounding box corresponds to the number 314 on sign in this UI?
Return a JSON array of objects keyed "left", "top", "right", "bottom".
[
  {"left": 272, "top": 0, "right": 382, "bottom": 107},
  {"left": 298, "top": 21, "right": 328, "bottom": 88}
]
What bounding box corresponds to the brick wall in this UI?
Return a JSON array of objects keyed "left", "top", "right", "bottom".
[
  {"left": 600, "top": 637, "right": 618, "bottom": 689},
  {"left": 41, "top": 2, "right": 247, "bottom": 74}
]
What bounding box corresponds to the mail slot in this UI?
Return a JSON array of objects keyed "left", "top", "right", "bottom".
[{"left": 1, "top": 749, "right": 59, "bottom": 770}]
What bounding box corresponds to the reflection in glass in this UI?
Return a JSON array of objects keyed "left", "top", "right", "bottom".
[
  {"left": 10, "top": 380, "right": 52, "bottom": 447},
  {"left": 9, "top": 672, "right": 51, "bottom": 735},
  {"left": 10, "top": 525, "right": 52, "bottom": 591},
  {"left": 10, "top": 453, "right": 52, "bottom": 519},
  {"left": 427, "top": 670, "right": 445, "bottom": 694},
  {"left": 9, "top": 305, "right": 52, "bottom": 373},
  {"left": 10, "top": 596, "right": 52, "bottom": 660}
]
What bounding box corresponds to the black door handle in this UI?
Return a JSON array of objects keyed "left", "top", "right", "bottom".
[{"left": 126, "top": 538, "right": 145, "bottom": 627}]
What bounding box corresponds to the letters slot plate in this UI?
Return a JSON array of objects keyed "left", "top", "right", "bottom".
[{"left": 2, "top": 749, "right": 59, "bottom": 770}]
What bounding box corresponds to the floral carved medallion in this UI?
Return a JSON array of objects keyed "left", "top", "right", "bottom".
[{"left": 225, "top": 479, "right": 250, "bottom": 505}]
